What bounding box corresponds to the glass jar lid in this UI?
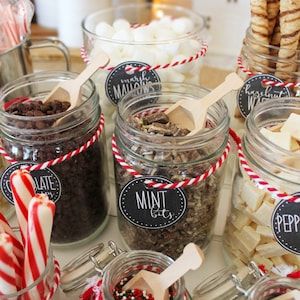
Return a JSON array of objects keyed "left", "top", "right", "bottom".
[
  {"left": 60, "top": 241, "right": 124, "bottom": 293},
  {"left": 193, "top": 262, "right": 265, "bottom": 300}
]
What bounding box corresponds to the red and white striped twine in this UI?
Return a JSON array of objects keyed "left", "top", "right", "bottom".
[
  {"left": 112, "top": 133, "right": 231, "bottom": 190},
  {"left": 0, "top": 114, "right": 105, "bottom": 171},
  {"left": 80, "top": 42, "right": 208, "bottom": 73},
  {"left": 45, "top": 259, "right": 60, "bottom": 300},
  {"left": 237, "top": 56, "right": 300, "bottom": 89},
  {"left": 229, "top": 129, "right": 300, "bottom": 203}
]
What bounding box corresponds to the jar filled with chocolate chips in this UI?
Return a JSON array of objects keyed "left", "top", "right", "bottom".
[
  {"left": 114, "top": 82, "right": 230, "bottom": 258},
  {"left": 0, "top": 71, "right": 108, "bottom": 246}
]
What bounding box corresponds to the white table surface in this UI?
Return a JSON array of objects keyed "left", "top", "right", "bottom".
[{"left": 53, "top": 216, "right": 227, "bottom": 296}]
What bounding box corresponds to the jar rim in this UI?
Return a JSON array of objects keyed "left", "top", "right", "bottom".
[
  {"left": 82, "top": 3, "right": 206, "bottom": 46},
  {"left": 102, "top": 249, "right": 185, "bottom": 300},
  {"left": 244, "top": 97, "right": 300, "bottom": 182},
  {"left": 0, "top": 71, "right": 99, "bottom": 137},
  {"left": 116, "top": 82, "right": 229, "bottom": 151}
]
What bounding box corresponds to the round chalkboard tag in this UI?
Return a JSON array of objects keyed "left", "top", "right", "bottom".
[
  {"left": 237, "top": 74, "right": 291, "bottom": 118},
  {"left": 105, "top": 61, "right": 161, "bottom": 105},
  {"left": 118, "top": 176, "right": 187, "bottom": 230},
  {"left": 0, "top": 162, "right": 62, "bottom": 205},
  {"left": 271, "top": 199, "right": 300, "bottom": 255}
]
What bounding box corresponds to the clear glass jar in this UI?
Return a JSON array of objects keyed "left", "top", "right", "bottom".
[
  {"left": 0, "top": 248, "right": 60, "bottom": 300},
  {"left": 224, "top": 98, "right": 300, "bottom": 272},
  {"left": 114, "top": 82, "right": 229, "bottom": 258},
  {"left": 82, "top": 3, "right": 207, "bottom": 215},
  {"left": 0, "top": 72, "right": 109, "bottom": 246},
  {"left": 101, "top": 250, "right": 186, "bottom": 300},
  {"left": 194, "top": 262, "right": 300, "bottom": 300},
  {"left": 225, "top": 27, "right": 300, "bottom": 132}
]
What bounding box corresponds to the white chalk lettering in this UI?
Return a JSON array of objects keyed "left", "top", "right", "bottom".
[{"left": 276, "top": 214, "right": 300, "bottom": 233}]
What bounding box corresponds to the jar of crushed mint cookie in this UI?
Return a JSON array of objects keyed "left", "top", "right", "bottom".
[{"left": 113, "top": 82, "right": 230, "bottom": 258}]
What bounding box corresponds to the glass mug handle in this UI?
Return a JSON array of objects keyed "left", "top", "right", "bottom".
[{"left": 28, "top": 37, "right": 71, "bottom": 70}]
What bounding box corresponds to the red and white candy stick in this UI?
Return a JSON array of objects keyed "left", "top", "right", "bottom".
[
  {"left": 10, "top": 169, "right": 35, "bottom": 245},
  {"left": 0, "top": 233, "right": 21, "bottom": 294},
  {"left": 23, "top": 194, "right": 55, "bottom": 299},
  {"left": 0, "top": 212, "right": 24, "bottom": 265}
]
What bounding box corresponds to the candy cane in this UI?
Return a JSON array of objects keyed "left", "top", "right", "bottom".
[
  {"left": 23, "top": 194, "right": 55, "bottom": 299},
  {"left": 10, "top": 169, "right": 35, "bottom": 245},
  {"left": 0, "top": 212, "right": 24, "bottom": 265},
  {"left": 0, "top": 233, "right": 19, "bottom": 294}
]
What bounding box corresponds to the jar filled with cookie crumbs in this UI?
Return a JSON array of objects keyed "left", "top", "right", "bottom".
[
  {"left": 0, "top": 71, "right": 109, "bottom": 246},
  {"left": 224, "top": 98, "right": 300, "bottom": 273},
  {"left": 114, "top": 82, "right": 230, "bottom": 258}
]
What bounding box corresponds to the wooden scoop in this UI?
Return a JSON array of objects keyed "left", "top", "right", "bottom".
[
  {"left": 123, "top": 243, "right": 204, "bottom": 300},
  {"left": 43, "top": 51, "right": 110, "bottom": 110},
  {"left": 165, "top": 72, "right": 244, "bottom": 136}
]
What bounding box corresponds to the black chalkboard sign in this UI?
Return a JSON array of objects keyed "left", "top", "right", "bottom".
[
  {"left": 272, "top": 199, "right": 300, "bottom": 255},
  {"left": 237, "top": 74, "right": 290, "bottom": 118},
  {"left": 105, "top": 61, "right": 161, "bottom": 105},
  {"left": 118, "top": 176, "right": 187, "bottom": 230},
  {"left": 1, "top": 162, "right": 62, "bottom": 204}
]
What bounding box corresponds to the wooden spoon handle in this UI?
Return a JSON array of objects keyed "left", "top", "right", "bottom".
[
  {"left": 201, "top": 72, "right": 244, "bottom": 109},
  {"left": 74, "top": 52, "right": 110, "bottom": 86},
  {"left": 158, "top": 243, "right": 204, "bottom": 290}
]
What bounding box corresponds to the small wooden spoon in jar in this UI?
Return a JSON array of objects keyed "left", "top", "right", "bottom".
[
  {"left": 44, "top": 51, "right": 110, "bottom": 110},
  {"left": 122, "top": 243, "right": 204, "bottom": 300},
  {"left": 165, "top": 73, "right": 244, "bottom": 136}
]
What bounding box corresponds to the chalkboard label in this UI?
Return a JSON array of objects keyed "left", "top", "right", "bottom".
[
  {"left": 105, "top": 61, "right": 161, "bottom": 105},
  {"left": 1, "top": 162, "right": 62, "bottom": 205},
  {"left": 118, "top": 176, "right": 187, "bottom": 230},
  {"left": 237, "top": 74, "right": 291, "bottom": 118},
  {"left": 272, "top": 199, "right": 300, "bottom": 255}
]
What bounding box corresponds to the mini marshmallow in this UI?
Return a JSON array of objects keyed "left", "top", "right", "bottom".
[
  {"left": 172, "top": 17, "right": 194, "bottom": 35},
  {"left": 112, "top": 29, "right": 134, "bottom": 42},
  {"left": 133, "top": 26, "right": 155, "bottom": 42},
  {"left": 113, "top": 19, "right": 130, "bottom": 31},
  {"left": 95, "top": 22, "right": 115, "bottom": 38},
  {"left": 179, "top": 39, "right": 201, "bottom": 56},
  {"left": 155, "top": 28, "right": 177, "bottom": 41},
  {"left": 167, "top": 70, "right": 185, "bottom": 83},
  {"left": 171, "top": 54, "right": 191, "bottom": 73},
  {"left": 132, "top": 47, "right": 156, "bottom": 66}
]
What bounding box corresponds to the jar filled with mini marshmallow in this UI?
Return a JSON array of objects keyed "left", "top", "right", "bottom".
[{"left": 82, "top": 3, "right": 207, "bottom": 214}]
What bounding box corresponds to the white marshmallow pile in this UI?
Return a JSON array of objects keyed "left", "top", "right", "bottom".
[{"left": 86, "top": 16, "right": 204, "bottom": 215}]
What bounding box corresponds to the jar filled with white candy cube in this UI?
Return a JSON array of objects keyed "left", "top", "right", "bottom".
[
  {"left": 114, "top": 82, "right": 229, "bottom": 258},
  {"left": 82, "top": 3, "right": 207, "bottom": 214},
  {"left": 224, "top": 98, "right": 300, "bottom": 273}
]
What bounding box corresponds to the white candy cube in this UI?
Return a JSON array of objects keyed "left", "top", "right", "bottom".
[
  {"left": 240, "top": 181, "right": 265, "bottom": 212},
  {"left": 281, "top": 113, "right": 300, "bottom": 141}
]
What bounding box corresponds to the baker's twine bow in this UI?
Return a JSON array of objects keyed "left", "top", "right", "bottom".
[
  {"left": 229, "top": 129, "right": 300, "bottom": 203},
  {"left": 0, "top": 114, "right": 105, "bottom": 172},
  {"left": 112, "top": 133, "right": 231, "bottom": 190},
  {"left": 237, "top": 56, "right": 300, "bottom": 89},
  {"left": 80, "top": 42, "right": 208, "bottom": 73}
]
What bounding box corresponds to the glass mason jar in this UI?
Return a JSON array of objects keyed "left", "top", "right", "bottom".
[
  {"left": 194, "top": 262, "right": 300, "bottom": 300},
  {"left": 101, "top": 250, "right": 186, "bottom": 300},
  {"left": 224, "top": 98, "right": 300, "bottom": 272},
  {"left": 114, "top": 82, "right": 229, "bottom": 258},
  {"left": 0, "top": 72, "right": 109, "bottom": 246},
  {"left": 0, "top": 248, "right": 60, "bottom": 300},
  {"left": 225, "top": 27, "right": 300, "bottom": 132},
  {"left": 82, "top": 3, "right": 207, "bottom": 215}
]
